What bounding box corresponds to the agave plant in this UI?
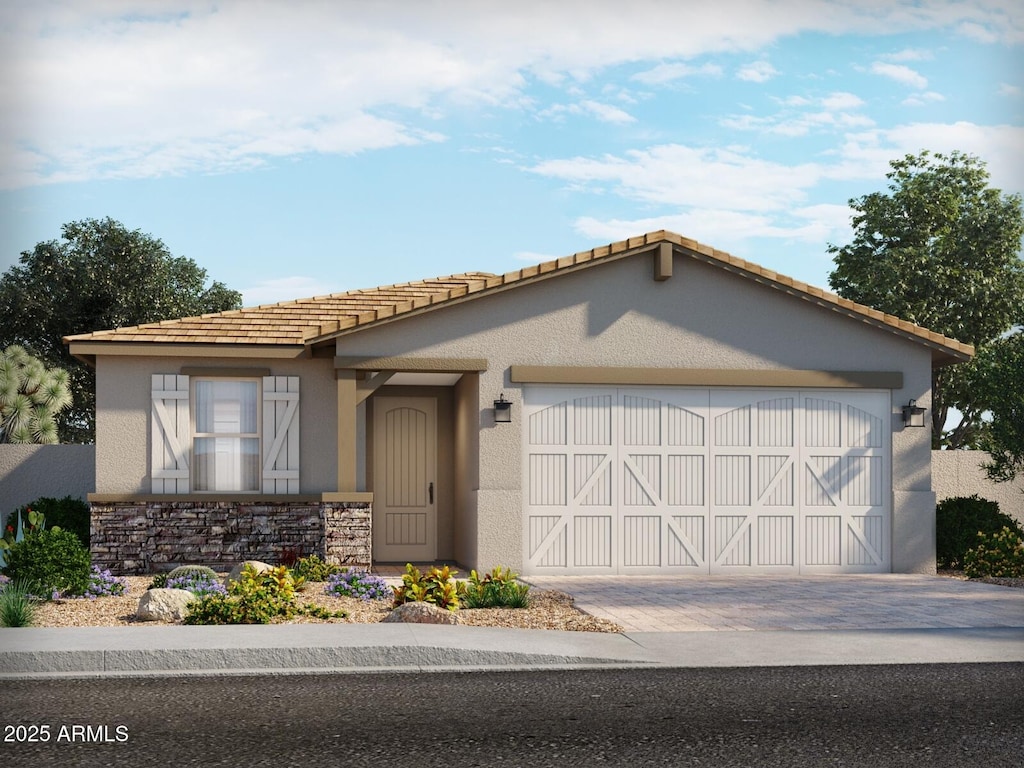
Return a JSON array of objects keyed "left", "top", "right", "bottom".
[{"left": 0, "top": 345, "right": 72, "bottom": 444}]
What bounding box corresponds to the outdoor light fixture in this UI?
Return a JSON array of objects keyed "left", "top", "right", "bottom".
[
  {"left": 493, "top": 393, "right": 512, "bottom": 423},
  {"left": 902, "top": 399, "right": 926, "bottom": 428}
]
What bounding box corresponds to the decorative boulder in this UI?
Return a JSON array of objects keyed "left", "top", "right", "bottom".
[
  {"left": 383, "top": 602, "right": 462, "bottom": 625},
  {"left": 136, "top": 588, "right": 196, "bottom": 622},
  {"left": 225, "top": 560, "right": 274, "bottom": 587}
]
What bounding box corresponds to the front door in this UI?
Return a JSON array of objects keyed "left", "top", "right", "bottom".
[{"left": 373, "top": 397, "right": 437, "bottom": 562}]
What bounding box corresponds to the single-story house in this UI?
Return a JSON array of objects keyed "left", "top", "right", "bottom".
[{"left": 66, "top": 230, "right": 973, "bottom": 576}]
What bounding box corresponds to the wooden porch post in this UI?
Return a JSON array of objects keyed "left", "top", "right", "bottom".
[{"left": 336, "top": 369, "right": 357, "bottom": 493}]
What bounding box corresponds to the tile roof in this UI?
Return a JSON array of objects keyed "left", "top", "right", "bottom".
[{"left": 64, "top": 230, "right": 974, "bottom": 364}]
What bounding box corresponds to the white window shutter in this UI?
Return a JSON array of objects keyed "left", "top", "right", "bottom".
[
  {"left": 263, "top": 376, "right": 300, "bottom": 494},
  {"left": 151, "top": 374, "right": 190, "bottom": 493}
]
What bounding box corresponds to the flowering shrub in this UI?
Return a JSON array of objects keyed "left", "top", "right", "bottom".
[
  {"left": 166, "top": 571, "right": 227, "bottom": 598},
  {"left": 325, "top": 569, "right": 392, "bottom": 601},
  {"left": 964, "top": 527, "right": 1024, "bottom": 579},
  {"left": 75, "top": 566, "right": 127, "bottom": 599},
  {"left": 185, "top": 564, "right": 345, "bottom": 625}
]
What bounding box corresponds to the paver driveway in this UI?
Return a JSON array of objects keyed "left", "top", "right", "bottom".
[{"left": 523, "top": 574, "right": 1024, "bottom": 632}]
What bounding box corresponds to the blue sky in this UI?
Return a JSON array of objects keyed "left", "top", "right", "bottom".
[{"left": 1, "top": 1, "right": 1021, "bottom": 308}]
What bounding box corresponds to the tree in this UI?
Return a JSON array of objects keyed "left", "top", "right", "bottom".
[
  {"left": 827, "top": 151, "right": 1024, "bottom": 448},
  {"left": 0, "top": 218, "right": 242, "bottom": 442},
  {"left": 0, "top": 345, "right": 72, "bottom": 444},
  {"left": 974, "top": 332, "right": 1024, "bottom": 483}
]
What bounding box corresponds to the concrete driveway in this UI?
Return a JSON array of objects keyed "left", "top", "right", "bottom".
[{"left": 523, "top": 574, "right": 1024, "bottom": 632}]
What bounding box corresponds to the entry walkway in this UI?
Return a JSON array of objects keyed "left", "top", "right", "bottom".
[{"left": 523, "top": 574, "right": 1024, "bottom": 632}]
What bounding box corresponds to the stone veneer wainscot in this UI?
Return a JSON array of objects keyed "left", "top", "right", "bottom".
[{"left": 89, "top": 500, "right": 371, "bottom": 575}]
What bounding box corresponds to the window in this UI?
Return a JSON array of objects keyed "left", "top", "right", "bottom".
[
  {"left": 152, "top": 373, "right": 299, "bottom": 495},
  {"left": 192, "top": 379, "right": 260, "bottom": 492}
]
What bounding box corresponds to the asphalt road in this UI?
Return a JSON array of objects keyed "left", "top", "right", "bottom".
[{"left": 2, "top": 664, "right": 1022, "bottom": 767}]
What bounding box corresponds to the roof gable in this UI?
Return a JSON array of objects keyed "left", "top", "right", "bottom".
[{"left": 65, "top": 230, "right": 973, "bottom": 366}]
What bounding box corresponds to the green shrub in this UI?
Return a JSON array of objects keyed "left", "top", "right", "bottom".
[
  {"left": 11, "top": 497, "right": 90, "bottom": 547},
  {"left": 166, "top": 564, "right": 219, "bottom": 582},
  {"left": 184, "top": 564, "right": 344, "bottom": 625},
  {"left": 0, "top": 578, "right": 38, "bottom": 627},
  {"left": 2, "top": 528, "right": 91, "bottom": 597},
  {"left": 290, "top": 554, "right": 339, "bottom": 583},
  {"left": 148, "top": 573, "right": 168, "bottom": 589},
  {"left": 392, "top": 564, "right": 466, "bottom": 611},
  {"left": 936, "top": 495, "right": 1023, "bottom": 569},
  {"left": 463, "top": 566, "right": 531, "bottom": 609},
  {"left": 963, "top": 527, "right": 1024, "bottom": 579}
]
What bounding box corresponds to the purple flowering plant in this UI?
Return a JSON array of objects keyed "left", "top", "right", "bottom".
[
  {"left": 325, "top": 570, "right": 392, "bottom": 601},
  {"left": 166, "top": 572, "right": 228, "bottom": 597}
]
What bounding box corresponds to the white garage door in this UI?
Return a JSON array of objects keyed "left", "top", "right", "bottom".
[{"left": 522, "top": 386, "right": 890, "bottom": 575}]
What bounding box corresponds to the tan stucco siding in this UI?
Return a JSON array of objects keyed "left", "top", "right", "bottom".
[
  {"left": 94, "top": 355, "right": 339, "bottom": 495},
  {"left": 336, "top": 254, "right": 938, "bottom": 572}
]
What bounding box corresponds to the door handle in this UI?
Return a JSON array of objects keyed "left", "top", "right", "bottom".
[{"left": 428, "top": 482, "right": 434, "bottom": 504}]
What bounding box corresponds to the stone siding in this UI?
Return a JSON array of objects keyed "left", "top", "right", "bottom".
[{"left": 90, "top": 501, "right": 372, "bottom": 575}]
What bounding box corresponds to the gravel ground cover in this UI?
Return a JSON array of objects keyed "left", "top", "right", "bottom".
[
  {"left": 25, "top": 572, "right": 1023, "bottom": 631},
  {"left": 30, "top": 576, "right": 624, "bottom": 633}
]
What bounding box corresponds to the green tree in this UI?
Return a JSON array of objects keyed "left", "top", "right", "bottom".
[
  {"left": 973, "top": 332, "right": 1024, "bottom": 483},
  {"left": 0, "top": 218, "right": 242, "bottom": 442},
  {"left": 827, "top": 151, "right": 1024, "bottom": 448},
  {"left": 0, "top": 345, "right": 72, "bottom": 443}
]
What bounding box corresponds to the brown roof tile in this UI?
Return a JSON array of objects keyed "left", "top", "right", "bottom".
[{"left": 64, "top": 230, "right": 974, "bottom": 363}]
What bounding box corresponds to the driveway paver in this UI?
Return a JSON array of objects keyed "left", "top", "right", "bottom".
[{"left": 523, "top": 574, "right": 1024, "bottom": 632}]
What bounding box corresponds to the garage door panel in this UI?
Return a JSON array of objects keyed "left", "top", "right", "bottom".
[
  {"left": 758, "top": 515, "right": 795, "bottom": 566},
  {"left": 528, "top": 454, "right": 567, "bottom": 506},
  {"left": 667, "top": 516, "right": 705, "bottom": 567},
  {"left": 758, "top": 455, "right": 793, "bottom": 506},
  {"left": 575, "top": 454, "right": 612, "bottom": 505},
  {"left": 528, "top": 515, "right": 567, "bottom": 568},
  {"left": 624, "top": 515, "right": 661, "bottom": 567},
  {"left": 523, "top": 386, "right": 889, "bottom": 575},
  {"left": 805, "top": 516, "right": 842, "bottom": 565},
  {"left": 715, "top": 515, "right": 752, "bottom": 566},
  {"left": 575, "top": 515, "right": 613, "bottom": 567},
  {"left": 667, "top": 404, "right": 705, "bottom": 446},
  {"left": 666, "top": 454, "right": 705, "bottom": 505}
]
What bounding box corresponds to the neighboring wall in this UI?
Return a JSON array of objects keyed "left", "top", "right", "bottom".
[
  {"left": 0, "top": 445, "right": 95, "bottom": 520},
  {"left": 933, "top": 450, "right": 1024, "bottom": 524}
]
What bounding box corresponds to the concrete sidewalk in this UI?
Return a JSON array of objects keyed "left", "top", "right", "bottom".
[
  {"left": 3, "top": 574, "right": 1023, "bottom": 679},
  {"left": 2, "top": 623, "right": 1023, "bottom": 679}
]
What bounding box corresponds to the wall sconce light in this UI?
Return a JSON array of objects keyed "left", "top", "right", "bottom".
[
  {"left": 493, "top": 393, "right": 512, "bottom": 423},
  {"left": 902, "top": 399, "right": 926, "bottom": 428}
]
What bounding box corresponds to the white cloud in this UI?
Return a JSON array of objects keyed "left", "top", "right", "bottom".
[
  {"left": 999, "top": 83, "right": 1022, "bottom": 97},
  {"left": 3, "top": 0, "right": 1021, "bottom": 188},
  {"left": 737, "top": 60, "right": 779, "bottom": 83},
  {"left": 821, "top": 92, "right": 865, "bottom": 111},
  {"left": 834, "top": 122, "right": 1024, "bottom": 193},
  {"left": 631, "top": 62, "right": 723, "bottom": 84},
  {"left": 722, "top": 91, "right": 873, "bottom": 137},
  {"left": 881, "top": 48, "right": 934, "bottom": 62},
  {"left": 537, "top": 100, "right": 636, "bottom": 124},
  {"left": 902, "top": 91, "right": 947, "bottom": 107},
  {"left": 579, "top": 100, "right": 637, "bottom": 124},
  {"left": 529, "top": 144, "right": 822, "bottom": 212},
  {"left": 870, "top": 62, "right": 928, "bottom": 89}
]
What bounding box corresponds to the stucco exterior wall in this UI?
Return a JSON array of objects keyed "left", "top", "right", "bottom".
[
  {"left": 0, "top": 444, "right": 95, "bottom": 519},
  {"left": 933, "top": 450, "right": 1024, "bottom": 524},
  {"left": 335, "top": 253, "right": 939, "bottom": 572},
  {"left": 94, "top": 355, "right": 338, "bottom": 495}
]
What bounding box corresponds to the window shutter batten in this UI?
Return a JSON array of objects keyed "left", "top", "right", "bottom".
[
  {"left": 263, "top": 376, "right": 300, "bottom": 493},
  {"left": 151, "top": 374, "right": 190, "bottom": 493}
]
